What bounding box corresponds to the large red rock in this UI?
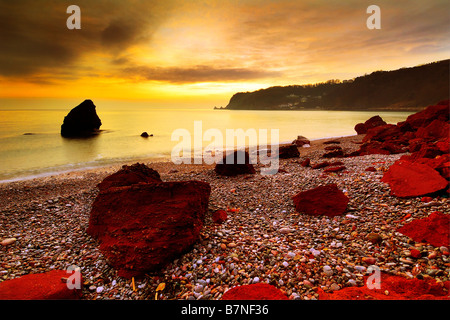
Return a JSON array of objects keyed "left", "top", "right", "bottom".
[
  {"left": 404, "top": 101, "right": 449, "bottom": 130},
  {"left": 362, "top": 124, "right": 403, "bottom": 143},
  {"left": 381, "top": 160, "right": 448, "bottom": 198},
  {"left": 397, "top": 211, "right": 449, "bottom": 247},
  {"left": 0, "top": 270, "right": 83, "bottom": 300},
  {"left": 221, "top": 283, "right": 288, "bottom": 300},
  {"left": 415, "top": 119, "right": 450, "bottom": 141},
  {"left": 87, "top": 181, "right": 211, "bottom": 278},
  {"left": 292, "top": 184, "right": 349, "bottom": 217},
  {"left": 318, "top": 273, "right": 449, "bottom": 300},
  {"left": 215, "top": 150, "right": 256, "bottom": 176},
  {"left": 97, "top": 163, "right": 162, "bottom": 191},
  {"left": 354, "top": 115, "right": 387, "bottom": 135}
]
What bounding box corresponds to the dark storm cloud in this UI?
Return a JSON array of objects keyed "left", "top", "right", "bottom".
[{"left": 0, "top": 0, "right": 174, "bottom": 77}]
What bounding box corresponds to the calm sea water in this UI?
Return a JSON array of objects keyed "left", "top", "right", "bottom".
[{"left": 0, "top": 101, "right": 413, "bottom": 182}]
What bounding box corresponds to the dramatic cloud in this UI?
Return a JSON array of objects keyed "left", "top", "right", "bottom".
[
  {"left": 121, "top": 65, "right": 281, "bottom": 83},
  {"left": 0, "top": 0, "right": 448, "bottom": 100},
  {"left": 0, "top": 0, "right": 175, "bottom": 76}
]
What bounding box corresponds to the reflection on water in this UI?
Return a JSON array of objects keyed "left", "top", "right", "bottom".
[{"left": 61, "top": 135, "right": 100, "bottom": 163}]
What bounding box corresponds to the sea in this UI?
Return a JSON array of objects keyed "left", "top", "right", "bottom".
[{"left": 0, "top": 99, "right": 413, "bottom": 182}]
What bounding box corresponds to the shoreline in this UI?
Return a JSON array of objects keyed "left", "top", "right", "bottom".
[{"left": 0, "top": 134, "right": 359, "bottom": 185}]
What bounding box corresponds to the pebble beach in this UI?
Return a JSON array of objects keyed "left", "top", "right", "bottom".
[{"left": 0, "top": 134, "right": 449, "bottom": 300}]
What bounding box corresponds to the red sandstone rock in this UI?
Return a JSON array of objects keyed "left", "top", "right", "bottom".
[
  {"left": 277, "top": 144, "right": 300, "bottom": 159},
  {"left": 87, "top": 181, "right": 211, "bottom": 278},
  {"left": 301, "top": 158, "right": 311, "bottom": 167},
  {"left": 97, "top": 163, "right": 162, "bottom": 191},
  {"left": 292, "top": 135, "right": 310, "bottom": 147},
  {"left": 363, "top": 124, "right": 403, "bottom": 143},
  {"left": 323, "top": 165, "right": 346, "bottom": 173},
  {"left": 311, "top": 161, "right": 330, "bottom": 169},
  {"left": 397, "top": 211, "right": 450, "bottom": 247},
  {"left": 415, "top": 119, "right": 450, "bottom": 141},
  {"left": 354, "top": 115, "right": 387, "bottom": 135},
  {"left": 404, "top": 101, "right": 449, "bottom": 130},
  {"left": 317, "top": 273, "right": 449, "bottom": 300},
  {"left": 381, "top": 160, "right": 448, "bottom": 198},
  {"left": 221, "top": 283, "right": 288, "bottom": 300},
  {"left": 212, "top": 210, "right": 228, "bottom": 224},
  {"left": 292, "top": 184, "right": 349, "bottom": 217},
  {"left": 365, "top": 166, "right": 377, "bottom": 172},
  {"left": 215, "top": 150, "right": 256, "bottom": 176},
  {"left": 354, "top": 123, "right": 367, "bottom": 135},
  {"left": 322, "top": 148, "right": 344, "bottom": 158},
  {"left": 0, "top": 270, "right": 83, "bottom": 300}
]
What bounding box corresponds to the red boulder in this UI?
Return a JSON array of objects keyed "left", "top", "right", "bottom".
[
  {"left": 277, "top": 144, "right": 300, "bottom": 159},
  {"left": 323, "top": 165, "right": 346, "bottom": 173},
  {"left": 292, "top": 184, "right": 349, "bottom": 217},
  {"left": 87, "top": 181, "right": 211, "bottom": 278},
  {"left": 212, "top": 210, "right": 228, "bottom": 224},
  {"left": 415, "top": 119, "right": 450, "bottom": 141},
  {"left": 354, "top": 123, "right": 367, "bottom": 135},
  {"left": 97, "top": 163, "right": 162, "bottom": 191},
  {"left": 404, "top": 101, "right": 449, "bottom": 130},
  {"left": 318, "top": 273, "right": 449, "bottom": 300},
  {"left": 0, "top": 270, "right": 83, "bottom": 300},
  {"left": 215, "top": 150, "right": 256, "bottom": 176},
  {"left": 381, "top": 160, "right": 448, "bottom": 198},
  {"left": 397, "top": 211, "right": 449, "bottom": 247},
  {"left": 221, "top": 283, "right": 288, "bottom": 300}
]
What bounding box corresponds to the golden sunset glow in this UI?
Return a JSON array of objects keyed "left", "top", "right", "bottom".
[{"left": 0, "top": 0, "right": 449, "bottom": 107}]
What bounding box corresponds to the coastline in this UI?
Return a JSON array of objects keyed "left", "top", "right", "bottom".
[
  {"left": 0, "top": 134, "right": 359, "bottom": 185},
  {"left": 1, "top": 132, "right": 448, "bottom": 300}
]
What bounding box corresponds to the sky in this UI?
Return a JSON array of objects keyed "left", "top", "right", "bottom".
[{"left": 0, "top": 0, "right": 449, "bottom": 108}]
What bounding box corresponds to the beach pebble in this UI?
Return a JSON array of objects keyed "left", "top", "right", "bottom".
[
  {"left": 279, "top": 227, "right": 294, "bottom": 234},
  {"left": 1, "top": 238, "right": 17, "bottom": 246},
  {"left": 323, "top": 265, "right": 333, "bottom": 276},
  {"left": 330, "top": 283, "right": 340, "bottom": 291}
]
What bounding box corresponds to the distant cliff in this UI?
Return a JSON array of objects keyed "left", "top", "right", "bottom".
[{"left": 224, "top": 60, "right": 449, "bottom": 111}]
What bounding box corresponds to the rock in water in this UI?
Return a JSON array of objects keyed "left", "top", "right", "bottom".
[
  {"left": 61, "top": 100, "right": 102, "bottom": 137},
  {"left": 381, "top": 160, "right": 448, "bottom": 198},
  {"left": 292, "top": 184, "right": 349, "bottom": 217},
  {"left": 215, "top": 150, "right": 256, "bottom": 176},
  {"left": 97, "top": 163, "right": 162, "bottom": 191},
  {"left": 87, "top": 180, "right": 211, "bottom": 278}
]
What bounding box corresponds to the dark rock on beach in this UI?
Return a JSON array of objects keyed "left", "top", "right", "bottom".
[
  {"left": 215, "top": 150, "right": 256, "bottom": 176},
  {"left": 61, "top": 100, "right": 102, "bottom": 137},
  {"left": 277, "top": 144, "right": 300, "bottom": 159}
]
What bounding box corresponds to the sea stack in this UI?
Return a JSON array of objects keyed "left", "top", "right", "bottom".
[{"left": 61, "top": 100, "right": 102, "bottom": 137}]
